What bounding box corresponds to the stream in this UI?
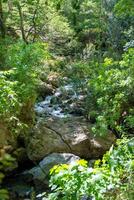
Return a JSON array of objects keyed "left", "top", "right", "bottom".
[
  {"left": 3, "top": 83, "right": 87, "bottom": 200},
  {"left": 35, "top": 83, "right": 86, "bottom": 118}
]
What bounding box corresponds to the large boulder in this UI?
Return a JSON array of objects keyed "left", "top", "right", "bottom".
[{"left": 27, "top": 117, "right": 116, "bottom": 161}]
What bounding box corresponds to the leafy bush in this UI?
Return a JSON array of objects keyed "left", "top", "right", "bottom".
[
  {"left": 114, "top": 0, "right": 134, "bottom": 17},
  {"left": 46, "top": 10, "right": 76, "bottom": 55},
  {"left": 48, "top": 138, "right": 134, "bottom": 200},
  {"left": 0, "top": 151, "right": 16, "bottom": 200},
  {"left": 6, "top": 41, "right": 48, "bottom": 100},
  {"left": 87, "top": 48, "right": 134, "bottom": 136},
  {"left": 0, "top": 41, "right": 48, "bottom": 134},
  {"left": 0, "top": 71, "right": 19, "bottom": 119},
  {"left": 64, "top": 60, "right": 90, "bottom": 87}
]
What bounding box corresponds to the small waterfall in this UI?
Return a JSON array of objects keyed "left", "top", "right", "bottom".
[{"left": 35, "top": 83, "right": 86, "bottom": 118}]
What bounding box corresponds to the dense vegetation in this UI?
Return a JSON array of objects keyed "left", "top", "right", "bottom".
[
  {"left": 0, "top": 0, "right": 134, "bottom": 199},
  {"left": 49, "top": 138, "right": 134, "bottom": 200}
]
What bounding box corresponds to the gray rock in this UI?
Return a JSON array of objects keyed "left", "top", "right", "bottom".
[
  {"left": 27, "top": 116, "right": 116, "bottom": 161},
  {"left": 24, "top": 153, "right": 80, "bottom": 187}
]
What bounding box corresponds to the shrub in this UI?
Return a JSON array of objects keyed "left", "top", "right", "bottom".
[
  {"left": 0, "top": 151, "right": 16, "bottom": 200},
  {"left": 48, "top": 137, "right": 134, "bottom": 200},
  {"left": 0, "top": 41, "right": 48, "bottom": 135},
  {"left": 87, "top": 48, "right": 134, "bottom": 136}
]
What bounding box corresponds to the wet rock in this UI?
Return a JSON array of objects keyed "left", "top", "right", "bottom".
[
  {"left": 35, "top": 83, "right": 86, "bottom": 119},
  {"left": 27, "top": 116, "right": 116, "bottom": 161},
  {"left": 34, "top": 95, "right": 71, "bottom": 118},
  {"left": 32, "top": 82, "right": 116, "bottom": 163},
  {"left": 23, "top": 153, "right": 80, "bottom": 187}
]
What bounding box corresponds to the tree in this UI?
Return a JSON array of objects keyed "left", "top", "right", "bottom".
[{"left": 0, "top": 0, "right": 6, "bottom": 38}]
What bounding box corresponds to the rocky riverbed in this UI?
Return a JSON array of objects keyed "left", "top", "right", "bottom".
[{"left": 3, "top": 81, "right": 116, "bottom": 199}]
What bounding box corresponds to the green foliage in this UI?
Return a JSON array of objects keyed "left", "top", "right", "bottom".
[
  {"left": 49, "top": 138, "right": 134, "bottom": 200},
  {"left": 0, "top": 152, "right": 16, "bottom": 200},
  {"left": 114, "top": 0, "right": 134, "bottom": 17},
  {"left": 59, "top": 0, "right": 101, "bottom": 55},
  {"left": 87, "top": 48, "right": 134, "bottom": 136},
  {"left": 0, "top": 71, "right": 19, "bottom": 119},
  {"left": 0, "top": 1, "right": 133, "bottom": 199},
  {"left": 0, "top": 41, "right": 48, "bottom": 134},
  {"left": 6, "top": 41, "right": 47, "bottom": 100},
  {"left": 46, "top": 10, "right": 75, "bottom": 55},
  {"left": 65, "top": 60, "right": 90, "bottom": 83}
]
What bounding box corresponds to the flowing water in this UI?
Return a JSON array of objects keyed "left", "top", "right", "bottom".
[
  {"left": 3, "top": 83, "right": 86, "bottom": 200},
  {"left": 35, "top": 84, "right": 85, "bottom": 118}
]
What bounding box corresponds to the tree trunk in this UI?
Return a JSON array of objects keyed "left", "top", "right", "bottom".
[
  {"left": 17, "top": 2, "right": 27, "bottom": 43},
  {"left": 0, "top": 0, "right": 6, "bottom": 38}
]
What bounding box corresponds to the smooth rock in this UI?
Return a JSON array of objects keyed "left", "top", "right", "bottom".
[
  {"left": 27, "top": 116, "right": 116, "bottom": 161},
  {"left": 24, "top": 153, "right": 80, "bottom": 187}
]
